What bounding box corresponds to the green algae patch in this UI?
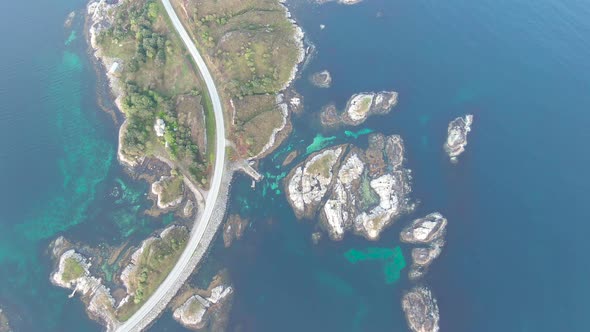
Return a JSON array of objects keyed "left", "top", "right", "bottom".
[
  {"left": 344, "top": 128, "right": 374, "bottom": 139},
  {"left": 306, "top": 134, "right": 337, "bottom": 155},
  {"left": 344, "top": 246, "right": 406, "bottom": 284}
]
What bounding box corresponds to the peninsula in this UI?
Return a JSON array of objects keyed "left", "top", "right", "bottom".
[{"left": 50, "top": 0, "right": 304, "bottom": 330}]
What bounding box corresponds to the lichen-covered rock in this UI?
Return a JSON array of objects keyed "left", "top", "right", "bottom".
[
  {"left": 320, "top": 91, "right": 398, "bottom": 127},
  {"left": 286, "top": 146, "right": 345, "bottom": 218},
  {"left": 402, "top": 287, "right": 440, "bottom": 332},
  {"left": 286, "top": 134, "right": 413, "bottom": 241},
  {"left": 444, "top": 114, "right": 474, "bottom": 162},
  {"left": 310, "top": 70, "right": 332, "bottom": 88}
]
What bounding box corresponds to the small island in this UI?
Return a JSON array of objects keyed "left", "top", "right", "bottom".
[
  {"left": 172, "top": 272, "right": 233, "bottom": 331},
  {"left": 400, "top": 212, "right": 447, "bottom": 280},
  {"left": 285, "top": 133, "right": 414, "bottom": 240},
  {"left": 309, "top": 70, "right": 332, "bottom": 88},
  {"left": 444, "top": 114, "right": 474, "bottom": 162},
  {"left": 320, "top": 91, "right": 398, "bottom": 127},
  {"left": 402, "top": 286, "right": 440, "bottom": 332}
]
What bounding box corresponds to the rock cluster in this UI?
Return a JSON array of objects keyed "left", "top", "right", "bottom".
[
  {"left": 50, "top": 239, "right": 118, "bottom": 331},
  {"left": 402, "top": 287, "right": 440, "bottom": 332},
  {"left": 173, "top": 276, "right": 233, "bottom": 331},
  {"left": 320, "top": 91, "right": 398, "bottom": 127},
  {"left": 0, "top": 307, "right": 10, "bottom": 332},
  {"left": 401, "top": 212, "right": 447, "bottom": 280},
  {"left": 444, "top": 114, "right": 474, "bottom": 162},
  {"left": 309, "top": 70, "right": 332, "bottom": 88},
  {"left": 285, "top": 133, "right": 413, "bottom": 240}
]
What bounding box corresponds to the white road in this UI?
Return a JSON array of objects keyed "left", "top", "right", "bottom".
[{"left": 116, "top": 0, "right": 226, "bottom": 330}]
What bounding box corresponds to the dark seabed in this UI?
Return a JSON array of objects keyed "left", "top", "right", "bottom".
[{"left": 1, "top": 0, "right": 590, "bottom": 331}]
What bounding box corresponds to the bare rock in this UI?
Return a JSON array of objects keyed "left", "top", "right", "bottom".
[
  {"left": 320, "top": 91, "right": 399, "bottom": 127},
  {"left": 223, "top": 215, "right": 249, "bottom": 248},
  {"left": 402, "top": 286, "right": 440, "bottom": 332},
  {"left": 401, "top": 212, "right": 447, "bottom": 244},
  {"left": 444, "top": 114, "right": 474, "bottom": 162}
]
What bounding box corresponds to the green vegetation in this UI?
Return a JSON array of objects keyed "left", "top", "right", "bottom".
[
  {"left": 61, "top": 257, "right": 86, "bottom": 282},
  {"left": 97, "top": 0, "right": 209, "bottom": 182},
  {"left": 171, "top": 0, "right": 301, "bottom": 156},
  {"left": 307, "top": 153, "right": 337, "bottom": 178},
  {"left": 117, "top": 227, "right": 188, "bottom": 321},
  {"left": 344, "top": 246, "right": 406, "bottom": 284},
  {"left": 158, "top": 175, "right": 184, "bottom": 205}
]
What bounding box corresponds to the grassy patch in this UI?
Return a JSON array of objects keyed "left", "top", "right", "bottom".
[
  {"left": 306, "top": 153, "right": 337, "bottom": 179},
  {"left": 117, "top": 227, "right": 189, "bottom": 321},
  {"left": 159, "top": 175, "right": 184, "bottom": 205},
  {"left": 171, "top": 0, "right": 300, "bottom": 157},
  {"left": 61, "top": 257, "right": 86, "bottom": 282}
]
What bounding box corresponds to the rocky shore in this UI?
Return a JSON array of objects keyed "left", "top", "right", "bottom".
[
  {"left": 50, "top": 237, "right": 118, "bottom": 331},
  {"left": 401, "top": 213, "right": 447, "bottom": 280},
  {"left": 402, "top": 286, "right": 440, "bottom": 332},
  {"left": 320, "top": 91, "right": 399, "bottom": 127},
  {"left": 173, "top": 272, "right": 233, "bottom": 331},
  {"left": 285, "top": 133, "right": 414, "bottom": 240},
  {"left": 444, "top": 114, "right": 474, "bottom": 162}
]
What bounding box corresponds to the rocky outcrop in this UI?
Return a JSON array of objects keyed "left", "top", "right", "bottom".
[
  {"left": 401, "top": 213, "right": 447, "bottom": 280},
  {"left": 173, "top": 273, "right": 233, "bottom": 331},
  {"left": 310, "top": 70, "right": 332, "bottom": 88},
  {"left": 286, "top": 146, "right": 345, "bottom": 218},
  {"left": 320, "top": 91, "right": 398, "bottom": 127},
  {"left": 151, "top": 175, "right": 184, "bottom": 209},
  {"left": 285, "top": 134, "right": 413, "bottom": 240},
  {"left": 50, "top": 239, "right": 118, "bottom": 331},
  {"left": 444, "top": 114, "right": 473, "bottom": 162},
  {"left": 402, "top": 287, "right": 440, "bottom": 332}
]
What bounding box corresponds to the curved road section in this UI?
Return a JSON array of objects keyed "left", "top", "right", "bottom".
[{"left": 116, "top": 0, "right": 226, "bottom": 331}]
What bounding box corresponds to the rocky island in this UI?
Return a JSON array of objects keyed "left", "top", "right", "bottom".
[
  {"left": 320, "top": 91, "right": 399, "bottom": 127},
  {"left": 402, "top": 286, "right": 440, "bottom": 332},
  {"left": 49, "top": 224, "right": 189, "bottom": 330},
  {"left": 309, "top": 70, "right": 332, "bottom": 88},
  {"left": 444, "top": 114, "right": 474, "bottom": 162},
  {"left": 400, "top": 213, "right": 447, "bottom": 280},
  {"left": 286, "top": 133, "right": 414, "bottom": 240},
  {"left": 173, "top": 272, "right": 233, "bottom": 331}
]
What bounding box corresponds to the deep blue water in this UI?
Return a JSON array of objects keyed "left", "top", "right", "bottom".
[{"left": 1, "top": 0, "right": 590, "bottom": 331}]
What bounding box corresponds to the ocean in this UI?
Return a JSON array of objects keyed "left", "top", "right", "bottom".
[{"left": 1, "top": 0, "right": 590, "bottom": 331}]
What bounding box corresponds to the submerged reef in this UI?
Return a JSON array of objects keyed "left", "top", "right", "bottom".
[
  {"left": 309, "top": 70, "right": 332, "bottom": 88},
  {"left": 444, "top": 114, "right": 474, "bottom": 162},
  {"left": 402, "top": 286, "right": 440, "bottom": 332},
  {"left": 285, "top": 133, "right": 414, "bottom": 240}
]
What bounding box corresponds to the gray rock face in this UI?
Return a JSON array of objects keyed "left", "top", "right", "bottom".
[
  {"left": 401, "top": 213, "right": 447, "bottom": 280},
  {"left": 402, "top": 287, "right": 440, "bottom": 332},
  {"left": 285, "top": 134, "right": 413, "bottom": 240},
  {"left": 444, "top": 114, "right": 473, "bottom": 162},
  {"left": 320, "top": 91, "right": 399, "bottom": 127}
]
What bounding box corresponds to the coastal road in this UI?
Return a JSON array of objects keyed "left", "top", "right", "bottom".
[{"left": 116, "top": 0, "right": 226, "bottom": 331}]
